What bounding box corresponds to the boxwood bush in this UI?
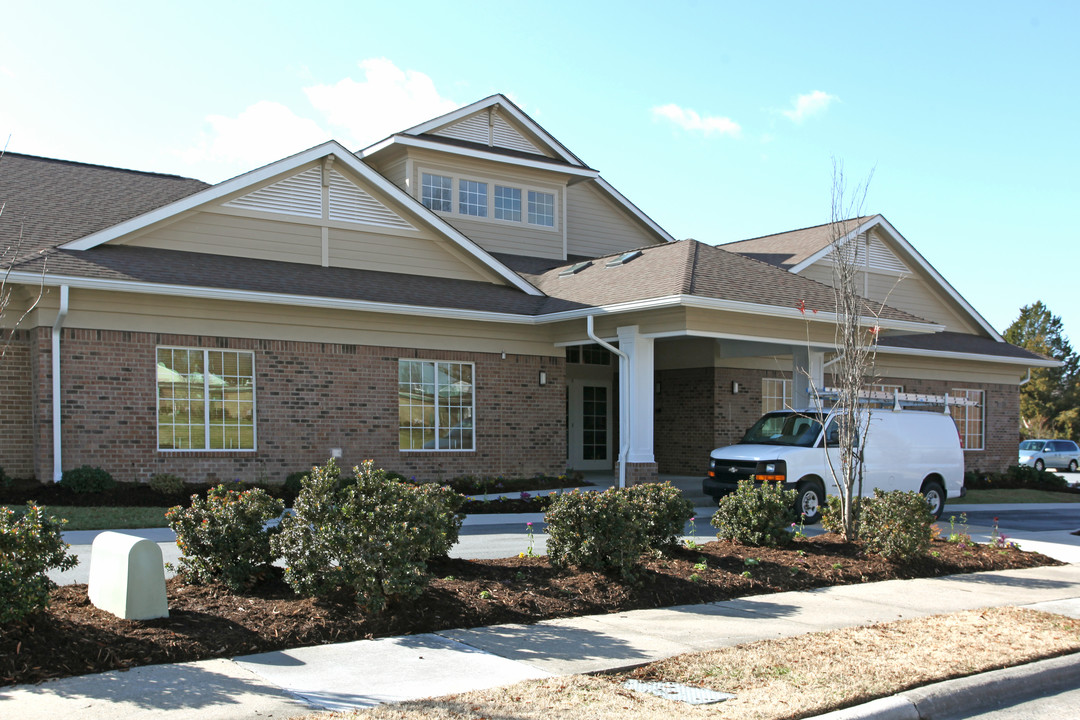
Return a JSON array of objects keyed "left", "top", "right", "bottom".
[
  {"left": 0, "top": 504, "right": 78, "bottom": 624},
  {"left": 544, "top": 487, "right": 651, "bottom": 579},
  {"left": 625, "top": 482, "right": 695, "bottom": 549},
  {"left": 60, "top": 465, "right": 116, "bottom": 494},
  {"left": 711, "top": 479, "right": 798, "bottom": 547},
  {"left": 166, "top": 485, "right": 284, "bottom": 591},
  {"left": 272, "top": 459, "right": 464, "bottom": 613}
]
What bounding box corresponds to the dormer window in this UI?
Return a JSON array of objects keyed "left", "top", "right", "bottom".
[
  {"left": 528, "top": 190, "right": 555, "bottom": 227},
  {"left": 421, "top": 173, "right": 452, "bottom": 212},
  {"left": 417, "top": 166, "right": 559, "bottom": 231},
  {"left": 459, "top": 180, "right": 487, "bottom": 217},
  {"left": 494, "top": 186, "right": 521, "bottom": 221}
]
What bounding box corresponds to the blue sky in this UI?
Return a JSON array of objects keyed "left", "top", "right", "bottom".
[{"left": 3, "top": 0, "right": 1077, "bottom": 348}]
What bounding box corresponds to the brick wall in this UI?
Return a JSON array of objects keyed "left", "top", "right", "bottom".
[
  {"left": 32, "top": 329, "right": 565, "bottom": 484},
  {"left": 0, "top": 330, "right": 35, "bottom": 477}
]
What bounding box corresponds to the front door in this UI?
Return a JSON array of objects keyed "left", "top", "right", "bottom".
[{"left": 567, "top": 379, "right": 612, "bottom": 471}]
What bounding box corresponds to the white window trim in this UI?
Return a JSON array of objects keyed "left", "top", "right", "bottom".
[
  {"left": 399, "top": 359, "right": 477, "bottom": 453},
  {"left": 416, "top": 165, "right": 560, "bottom": 232},
  {"left": 156, "top": 346, "right": 258, "bottom": 453},
  {"left": 762, "top": 377, "right": 791, "bottom": 413}
]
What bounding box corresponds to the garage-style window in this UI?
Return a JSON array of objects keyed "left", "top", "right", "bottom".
[
  {"left": 398, "top": 360, "right": 474, "bottom": 451},
  {"left": 952, "top": 388, "right": 984, "bottom": 450},
  {"left": 157, "top": 348, "right": 256, "bottom": 451}
]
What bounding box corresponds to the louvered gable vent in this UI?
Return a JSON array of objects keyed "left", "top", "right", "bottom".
[
  {"left": 328, "top": 170, "right": 414, "bottom": 230},
  {"left": 432, "top": 108, "right": 547, "bottom": 156},
  {"left": 827, "top": 232, "right": 910, "bottom": 274},
  {"left": 224, "top": 168, "right": 322, "bottom": 218}
]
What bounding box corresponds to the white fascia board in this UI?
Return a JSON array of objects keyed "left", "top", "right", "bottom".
[
  {"left": 397, "top": 94, "right": 584, "bottom": 166},
  {"left": 58, "top": 141, "right": 542, "bottom": 297},
  {"left": 8, "top": 272, "right": 541, "bottom": 324},
  {"left": 362, "top": 136, "right": 598, "bottom": 179},
  {"left": 787, "top": 215, "right": 1003, "bottom": 342},
  {"left": 875, "top": 343, "right": 1062, "bottom": 368},
  {"left": 593, "top": 178, "right": 676, "bottom": 244}
]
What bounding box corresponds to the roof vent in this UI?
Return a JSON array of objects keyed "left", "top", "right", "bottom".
[
  {"left": 605, "top": 250, "right": 642, "bottom": 268},
  {"left": 558, "top": 260, "right": 591, "bottom": 277}
]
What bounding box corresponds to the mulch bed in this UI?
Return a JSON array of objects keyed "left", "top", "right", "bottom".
[{"left": 0, "top": 536, "right": 1057, "bottom": 687}]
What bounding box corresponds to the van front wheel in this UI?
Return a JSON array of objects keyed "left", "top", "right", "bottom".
[
  {"left": 921, "top": 480, "right": 946, "bottom": 520},
  {"left": 796, "top": 481, "right": 825, "bottom": 525}
]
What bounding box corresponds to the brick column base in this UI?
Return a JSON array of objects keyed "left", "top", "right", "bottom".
[{"left": 616, "top": 461, "right": 659, "bottom": 486}]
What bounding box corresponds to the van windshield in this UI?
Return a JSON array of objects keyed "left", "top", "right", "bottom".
[
  {"left": 1020, "top": 440, "right": 1045, "bottom": 451},
  {"left": 740, "top": 412, "right": 824, "bottom": 447}
]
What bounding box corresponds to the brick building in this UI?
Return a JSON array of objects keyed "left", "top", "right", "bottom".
[{"left": 0, "top": 95, "right": 1052, "bottom": 488}]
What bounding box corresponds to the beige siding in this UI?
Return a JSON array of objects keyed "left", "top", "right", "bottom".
[
  {"left": 327, "top": 226, "right": 489, "bottom": 281},
  {"left": 442, "top": 216, "right": 562, "bottom": 259},
  {"left": 566, "top": 181, "right": 661, "bottom": 257},
  {"left": 123, "top": 211, "right": 323, "bottom": 264},
  {"left": 686, "top": 306, "right": 840, "bottom": 346},
  {"left": 59, "top": 288, "right": 560, "bottom": 356},
  {"left": 364, "top": 151, "right": 409, "bottom": 192}
]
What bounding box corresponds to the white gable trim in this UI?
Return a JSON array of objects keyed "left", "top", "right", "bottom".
[
  {"left": 400, "top": 94, "right": 585, "bottom": 166},
  {"left": 787, "top": 215, "right": 1003, "bottom": 341},
  {"left": 360, "top": 135, "right": 599, "bottom": 179},
  {"left": 60, "top": 141, "right": 542, "bottom": 297}
]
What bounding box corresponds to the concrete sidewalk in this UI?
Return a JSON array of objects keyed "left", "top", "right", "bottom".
[{"left": 4, "top": 564, "right": 1079, "bottom": 720}]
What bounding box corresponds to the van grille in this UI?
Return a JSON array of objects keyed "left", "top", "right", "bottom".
[{"left": 710, "top": 459, "right": 757, "bottom": 481}]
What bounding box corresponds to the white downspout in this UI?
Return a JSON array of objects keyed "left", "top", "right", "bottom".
[
  {"left": 1018, "top": 369, "right": 1031, "bottom": 387},
  {"left": 587, "top": 315, "right": 629, "bottom": 489},
  {"left": 51, "top": 286, "right": 69, "bottom": 483}
]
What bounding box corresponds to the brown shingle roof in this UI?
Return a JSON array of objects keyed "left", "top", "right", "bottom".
[
  {"left": 877, "top": 331, "right": 1051, "bottom": 363},
  {"left": 498, "top": 240, "right": 928, "bottom": 324},
  {"left": 0, "top": 153, "right": 209, "bottom": 261},
  {"left": 721, "top": 216, "right": 875, "bottom": 269}
]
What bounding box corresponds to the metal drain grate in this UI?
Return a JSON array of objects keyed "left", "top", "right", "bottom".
[{"left": 623, "top": 679, "right": 736, "bottom": 705}]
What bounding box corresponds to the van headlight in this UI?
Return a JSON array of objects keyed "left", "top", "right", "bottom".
[{"left": 751, "top": 460, "right": 786, "bottom": 482}]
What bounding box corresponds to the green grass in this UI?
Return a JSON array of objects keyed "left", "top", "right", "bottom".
[
  {"left": 947, "top": 488, "right": 1080, "bottom": 505},
  {"left": 2, "top": 505, "right": 173, "bottom": 531}
]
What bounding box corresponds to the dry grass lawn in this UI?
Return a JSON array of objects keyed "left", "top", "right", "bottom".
[{"left": 302, "top": 607, "right": 1080, "bottom": 720}]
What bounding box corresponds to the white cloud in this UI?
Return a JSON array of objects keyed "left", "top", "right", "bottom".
[
  {"left": 178, "top": 59, "right": 459, "bottom": 181},
  {"left": 782, "top": 90, "right": 838, "bottom": 123},
  {"left": 304, "top": 58, "right": 458, "bottom": 147},
  {"left": 180, "top": 100, "right": 330, "bottom": 177},
  {"left": 652, "top": 103, "right": 741, "bottom": 137}
]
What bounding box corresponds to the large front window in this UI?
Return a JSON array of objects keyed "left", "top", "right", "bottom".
[
  {"left": 157, "top": 348, "right": 255, "bottom": 451},
  {"left": 953, "top": 388, "right": 984, "bottom": 450},
  {"left": 398, "top": 360, "right": 475, "bottom": 451}
]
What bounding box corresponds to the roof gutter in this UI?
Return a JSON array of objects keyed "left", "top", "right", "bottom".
[
  {"left": 587, "top": 315, "right": 628, "bottom": 489},
  {"left": 51, "top": 285, "right": 69, "bottom": 483}
]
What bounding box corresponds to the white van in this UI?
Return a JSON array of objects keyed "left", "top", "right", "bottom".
[{"left": 703, "top": 408, "right": 965, "bottom": 522}]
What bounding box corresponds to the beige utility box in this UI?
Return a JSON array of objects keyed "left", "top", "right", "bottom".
[{"left": 88, "top": 531, "right": 169, "bottom": 620}]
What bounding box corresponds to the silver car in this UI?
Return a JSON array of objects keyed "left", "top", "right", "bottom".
[{"left": 1019, "top": 439, "right": 1079, "bottom": 472}]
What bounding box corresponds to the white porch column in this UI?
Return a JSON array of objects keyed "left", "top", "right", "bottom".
[
  {"left": 791, "top": 347, "right": 825, "bottom": 409},
  {"left": 616, "top": 325, "right": 656, "bottom": 470}
]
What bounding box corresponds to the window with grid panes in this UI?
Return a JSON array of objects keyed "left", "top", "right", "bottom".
[
  {"left": 762, "top": 378, "right": 791, "bottom": 413},
  {"left": 528, "top": 190, "right": 555, "bottom": 226},
  {"left": 421, "top": 173, "right": 452, "bottom": 211},
  {"left": 157, "top": 348, "right": 255, "bottom": 451},
  {"left": 952, "top": 388, "right": 984, "bottom": 450},
  {"left": 494, "top": 185, "right": 521, "bottom": 221},
  {"left": 458, "top": 179, "right": 487, "bottom": 217},
  {"left": 398, "top": 360, "right": 475, "bottom": 451}
]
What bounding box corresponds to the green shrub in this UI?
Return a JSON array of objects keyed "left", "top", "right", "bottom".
[
  {"left": 966, "top": 465, "right": 1069, "bottom": 491},
  {"left": 820, "top": 494, "right": 869, "bottom": 535},
  {"left": 272, "top": 459, "right": 464, "bottom": 613},
  {"left": 166, "top": 485, "right": 284, "bottom": 591},
  {"left": 711, "top": 480, "right": 798, "bottom": 547},
  {"left": 148, "top": 473, "right": 185, "bottom": 495},
  {"left": 860, "top": 490, "right": 934, "bottom": 560},
  {"left": 544, "top": 487, "right": 651, "bottom": 579},
  {"left": 283, "top": 470, "right": 312, "bottom": 497},
  {"left": 60, "top": 465, "right": 116, "bottom": 494},
  {"left": 0, "top": 466, "right": 8, "bottom": 488},
  {"left": 625, "top": 482, "right": 695, "bottom": 548},
  {"left": 0, "top": 504, "right": 79, "bottom": 624}
]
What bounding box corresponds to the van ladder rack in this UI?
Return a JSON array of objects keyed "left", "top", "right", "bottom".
[{"left": 811, "top": 388, "right": 978, "bottom": 414}]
